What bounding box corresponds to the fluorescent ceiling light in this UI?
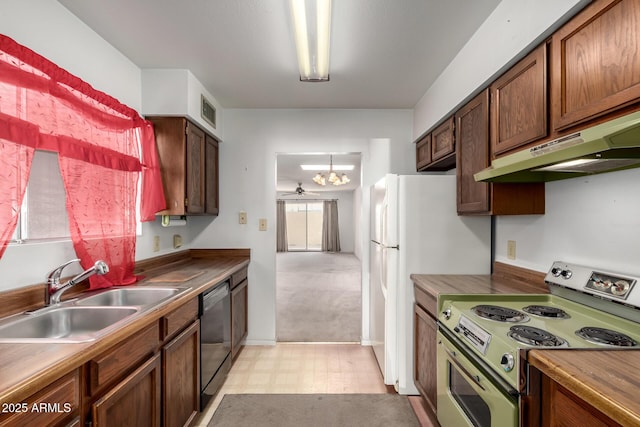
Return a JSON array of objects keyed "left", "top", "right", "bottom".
[
  {"left": 300, "top": 164, "right": 354, "bottom": 171},
  {"left": 290, "top": 0, "right": 332, "bottom": 82}
]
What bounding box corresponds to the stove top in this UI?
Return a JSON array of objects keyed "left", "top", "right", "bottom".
[{"left": 437, "top": 261, "right": 640, "bottom": 389}]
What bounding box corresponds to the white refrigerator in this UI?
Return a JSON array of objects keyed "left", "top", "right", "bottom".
[{"left": 370, "top": 174, "right": 491, "bottom": 395}]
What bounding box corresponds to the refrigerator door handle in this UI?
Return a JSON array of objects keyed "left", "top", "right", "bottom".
[{"left": 380, "top": 246, "right": 387, "bottom": 298}]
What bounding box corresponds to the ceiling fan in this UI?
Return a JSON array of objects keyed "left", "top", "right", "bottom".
[{"left": 281, "top": 182, "right": 318, "bottom": 196}]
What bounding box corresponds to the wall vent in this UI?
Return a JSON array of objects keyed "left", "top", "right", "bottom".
[{"left": 201, "top": 95, "right": 216, "bottom": 129}]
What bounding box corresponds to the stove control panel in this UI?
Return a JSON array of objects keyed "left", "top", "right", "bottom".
[
  {"left": 547, "top": 261, "right": 639, "bottom": 304},
  {"left": 586, "top": 271, "right": 635, "bottom": 300},
  {"left": 454, "top": 315, "right": 492, "bottom": 355}
]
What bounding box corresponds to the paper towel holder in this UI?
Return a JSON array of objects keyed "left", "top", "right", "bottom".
[{"left": 161, "top": 215, "right": 188, "bottom": 227}]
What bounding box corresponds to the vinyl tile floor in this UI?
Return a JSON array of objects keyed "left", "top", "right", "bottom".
[{"left": 192, "top": 343, "right": 390, "bottom": 426}]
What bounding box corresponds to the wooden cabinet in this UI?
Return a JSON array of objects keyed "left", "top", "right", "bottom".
[
  {"left": 162, "top": 320, "right": 200, "bottom": 427},
  {"left": 415, "top": 117, "right": 455, "bottom": 171},
  {"left": 456, "top": 90, "right": 545, "bottom": 215},
  {"left": 148, "top": 116, "right": 220, "bottom": 216},
  {"left": 415, "top": 134, "right": 432, "bottom": 170},
  {"left": 0, "top": 370, "right": 80, "bottom": 427},
  {"left": 491, "top": 43, "right": 548, "bottom": 157},
  {"left": 230, "top": 267, "right": 248, "bottom": 359},
  {"left": 551, "top": 0, "right": 640, "bottom": 131},
  {"left": 533, "top": 368, "right": 621, "bottom": 426},
  {"left": 414, "top": 301, "right": 437, "bottom": 415},
  {"left": 92, "top": 354, "right": 162, "bottom": 427},
  {"left": 84, "top": 298, "right": 199, "bottom": 427}
]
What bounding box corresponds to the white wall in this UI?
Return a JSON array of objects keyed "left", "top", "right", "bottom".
[
  {"left": 188, "top": 109, "right": 413, "bottom": 344},
  {"left": 0, "top": 0, "right": 195, "bottom": 291},
  {"left": 413, "top": 0, "right": 590, "bottom": 138},
  {"left": 278, "top": 190, "right": 356, "bottom": 253},
  {"left": 413, "top": 0, "right": 640, "bottom": 278}
]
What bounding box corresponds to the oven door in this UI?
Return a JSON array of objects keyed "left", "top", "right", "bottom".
[{"left": 437, "top": 330, "right": 518, "bottom": 427}]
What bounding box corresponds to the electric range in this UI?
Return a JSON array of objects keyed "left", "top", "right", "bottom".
[{"left": 435, "top": 261, "right": 640, "bottom": 427}]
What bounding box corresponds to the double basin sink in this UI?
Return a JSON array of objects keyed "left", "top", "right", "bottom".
[{"left": 0, "top": 286, "right": 190, "bottom": 343}]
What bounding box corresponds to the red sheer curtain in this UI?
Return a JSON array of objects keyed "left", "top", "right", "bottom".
[{"left": 0, "top": 35, "right": 165, "bottom": 288}]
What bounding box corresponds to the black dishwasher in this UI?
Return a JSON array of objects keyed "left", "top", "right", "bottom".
[{"left": 199, "top": 281, "right": 231, "bottom": 409}]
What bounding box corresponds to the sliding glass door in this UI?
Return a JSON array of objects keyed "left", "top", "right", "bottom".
[{"left": 285, "top": 201, "right": 323, "bottom": 251}]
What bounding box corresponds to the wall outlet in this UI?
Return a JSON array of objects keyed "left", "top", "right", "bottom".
[
  {"left": 153, "top": 235, "right": 160, "bottom": 252},
  {"left": 259, "top": 218, "right": 267, "bottom": 231},
  {"left": 173, "top": 234, "right": 183, "bottom": 249},
  {"left": 507, "top": 240, "right": 516, "bottom": 260},
  {"left": 239, "top": 211, "right": 247, "bottom": 224}
]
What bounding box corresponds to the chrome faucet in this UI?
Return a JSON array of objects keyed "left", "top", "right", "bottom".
[{"left": 45, "top": 259, "right": 109, "bottom": 305}]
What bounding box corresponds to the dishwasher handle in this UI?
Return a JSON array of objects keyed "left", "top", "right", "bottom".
[{"left": 201, "top": 282, "right": 229, "bottom": 313}]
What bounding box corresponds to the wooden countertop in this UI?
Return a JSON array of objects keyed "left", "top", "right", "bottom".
[
  {"left": 411, "top": 261, "right": 549, "bottom": 299},
  {"left": 528, "top": 349, "right": 640, "bottom": 426},
  {"left": 0, "top": 250, "right": 249, "bottom": 405}
]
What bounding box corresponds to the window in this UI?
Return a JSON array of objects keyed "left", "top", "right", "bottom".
[
  {"left": 14, "top": 150, "right": 70, "bottom": 241},
  {"left": 11, "top": 150, "right": 142, "bottom": 243},
  {"left": 285, "top": 201, "right": 323, "bottom": 251}
]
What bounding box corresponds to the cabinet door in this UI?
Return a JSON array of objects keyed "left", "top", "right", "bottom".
[
  {"left": 0, "top": 370, "right": 80, "bottom": 427},
  {"left": 456, "top": 90, "right": 491, "bottom": 214},
  {"left": 185, "top": 122, "right": 206, "bottom": 214},
  {"left": 414, "top": 304, "right": 437, "bottom": 414},
  {"left": 231, "top": 278, "right": 248, "bottom": 359},
  {"left": 551, "top": 0, "right": 640, "bottom": 131},
  {"left": 431, "top": 116, "right": 455, "bottom": 162},
  {"left": 92, "top": 354, "right": 161, "bottom": 427},
  {"left": 205, "top": 135, "right": 219, "bottom": 215},
  {"left": 491, "top": 43, "right": 547, "bottom": 157},
  {"left": 163, "top": 320, "right": 200, "bottom": 427},
  {"left": 415, "top": 134, "right": 432, "bottom": 171},
  {"left": 542, "top": 374, "right": 620, "bottom": 426},
  {"left": 150, "top": 117, "right": 187, "bottom": 215}
]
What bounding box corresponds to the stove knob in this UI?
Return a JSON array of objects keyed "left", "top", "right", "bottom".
[
  {"left": 561, "top": 269, "right": 573, "bottom": 279},
  {"left": 500, "top": 353, "right": 515, "bottom": 372},
  {"left": 551, "top": 267, "right": 562, "bottom": 277},
  {"left": 442, "top": 308, "right": 452, "bottom": 320}
]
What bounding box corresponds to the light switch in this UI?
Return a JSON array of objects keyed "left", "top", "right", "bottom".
[
  {"left": 153, "top": 236, "right": 160, "bottom": 252},
  {"left": 239, "top": 211, "right": 247, "bottom": 224},
  {"left": 173, "top": 234, "right": 183, "bottom": 249},
  {"left": 507, "top": 240, "right": 516, "bottom": 260},
  {"left": 259, "top": 218, "right": 267, "bottom": 231}
]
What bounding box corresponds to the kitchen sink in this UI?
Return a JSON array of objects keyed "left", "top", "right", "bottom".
[
  {"left": 74, "top": 286, "right": 187, "bottom": 308},
  {"left": 0, "top": 306, "right": 139, "bottom": 343}
]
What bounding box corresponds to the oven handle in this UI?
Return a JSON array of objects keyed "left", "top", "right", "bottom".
[
  {"left": 202, "top": 282, "right": 229, "bottom": 312},
  {"left": 439, "top": 340, "right": 486, "bottom": 391}
]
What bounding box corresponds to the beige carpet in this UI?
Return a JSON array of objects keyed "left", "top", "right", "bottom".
[
  {"left": 276, "top": 252, "right": 361, "bottom": 342},
  {"left": 208, "top": 394, "right": 420, "bottom": 427}
]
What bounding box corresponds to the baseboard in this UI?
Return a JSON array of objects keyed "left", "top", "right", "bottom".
[{"left": 244, "top": 339, "right": 277, "bottom": 346}]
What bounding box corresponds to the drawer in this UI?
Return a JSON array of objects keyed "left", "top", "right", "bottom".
[
  {"left": 0, "top": 370, "right": 80, "bottom": 426},
  {"left": 414, "top": 286, "right": 437, "bottom": 318},
  {"left": 89, "top": 322, "right": 160, "bottom": 395},
  {"left": 160, "top": 297, "right": 198, "bottom": 341},
  {"left": 231, "top": 268, "right": 247, "bottom": 290}
]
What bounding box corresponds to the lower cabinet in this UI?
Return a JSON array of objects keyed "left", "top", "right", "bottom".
[
  {"left": 84, "top": 298, "right": 199, "bottom": 427},
  {"left": 91, "top": 354, "right": 162, "bottom": 427},
  {"left": 537, "top": 369, "right": 620, "bottom": 426},
  {"left": 163, "top": 320, "right": 200, "bottom": 427},
  {"left": 0, "top": 369, "right": 81, "bottom": 427},
  {"left": 414, "top": 302, "right": 437, "bottom": 415}
]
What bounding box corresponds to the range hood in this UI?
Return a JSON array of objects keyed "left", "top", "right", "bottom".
[{"left": 474, "top": 110, "right": 640, "bottom": 183}]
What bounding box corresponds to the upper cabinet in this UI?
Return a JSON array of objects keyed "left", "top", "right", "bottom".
[
  {"left": 415, "top": 116, "right": 456, "bottom": 171},
  {"left": 456, "top": 90, "right": 545, "bottom": 215},
  {"left": 149, "top": 117, "right": 220, "bottom": 216},
  {"left": 551, "top": 0, "right": 640, "bottom": 131},
  {"left": 490, "top": 43, "right": 548, "bottom": 158}
]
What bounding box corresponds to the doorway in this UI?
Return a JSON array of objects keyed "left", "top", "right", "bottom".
[{"left": 276, "top": 153, "right": 362, "bottom": 343}]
